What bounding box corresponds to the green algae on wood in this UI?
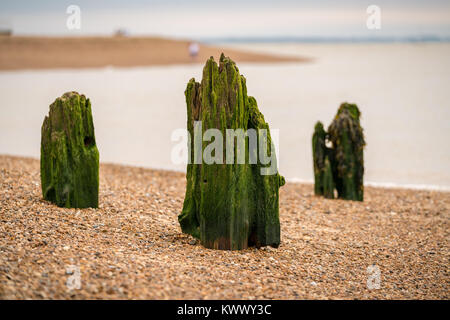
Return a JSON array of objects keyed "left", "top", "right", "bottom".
[
  {"left": 322, "top": 155, "right": 335, "bottom": 199},
  {"left": 40, "top": 91, "right": 99, "bottom": 208},
  {"left": 178, "top": 54, "right": 285, "bottom": 250},
  {"left": 328, "top": 103, "right": 365, "bottom": 201},
  {"left": 312, "top": 122, "right": 329, "bottom": 197},
  {"left": 312, "top": 122, "right": 335, "bottom": 199},
  {"left": 312, "top": 102, "right": 365, "bottom": 201}
]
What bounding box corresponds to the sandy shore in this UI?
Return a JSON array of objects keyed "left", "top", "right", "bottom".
[
  {"left": 0, "top": 155, "right": 448, "bottom": 299},
  {"left": 0, "top": 36, "right": 308, "bottom": 70}
]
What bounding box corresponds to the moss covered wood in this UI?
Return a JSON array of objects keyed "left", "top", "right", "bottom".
[
  {"left": 312, "top": 122, "right": 328, "bottom": 196},
  {"left": 328, "top": 103, "right": 365, "bottom": 201},
  {"left": 312, "top": 121, "right": 335, "bottom": 199},
  {"left": 40, "top": 91, "right": 99, "bottom": 208},
  {"left": 322, "top": 156, "right": 335, "bottom": 199},
  {"left": 312, "top": 102, "right": 365, "bottom": 201},
  {"left": 178, "top": 54, "right": 285, "bottom": 250}
]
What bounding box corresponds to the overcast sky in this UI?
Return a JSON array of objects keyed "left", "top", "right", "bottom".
[{"left": 1, "top": 0, "right": 449, "bottom": 39}]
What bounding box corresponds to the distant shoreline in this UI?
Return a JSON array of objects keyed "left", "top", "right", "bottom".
[
  {"left": 200, "top": 35, "right": 450, "bottom": 44},
  {"left": 0, "top": 36, "right": 309, "bottom": 71}
]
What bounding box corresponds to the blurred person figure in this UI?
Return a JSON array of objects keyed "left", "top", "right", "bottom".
[
  {"left": 188, "top": 42, "right": 199, "bottom": 61},
  {"left": 113, "top": 28, "right": 129, "bottom": 37}
]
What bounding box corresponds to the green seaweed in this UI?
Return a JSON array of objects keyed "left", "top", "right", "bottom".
[
  {"left": 312, "top": 102, "right": 365, "bottom": 201},
  {"left": 328, "top": 103, "right": 365, "bottom": 201},
  {"left": 178, "top": 54, "right": 284, "bottom": 250},
  {"left": 312, "top": 122, "right": 328, "bottom": 196},
  {"left": 40, "top": 91, "right": 99, "bottom": 208}
]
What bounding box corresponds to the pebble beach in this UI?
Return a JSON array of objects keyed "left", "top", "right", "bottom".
[{"left": 0, "top": 155, "right": 448, "bottom": 299}]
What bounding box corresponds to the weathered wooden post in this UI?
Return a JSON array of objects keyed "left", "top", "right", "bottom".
[
  {"left": 312, "top": 122, "right": 335, "bottom": 199},
  {"left": 312, "top": 122, "right": 327, "bottom": 196},
  {"left": 322, "top": 155, "right": 335, "bottom": 199},
  {"left": 312, "top": 103, "right": 365, "bottom": 201},
  {"left": 178, "top": 54, "right": 285, "bottom": 250},
  {"left": 40, "top": 91, "right": 99, "bottom": 208},
  {"left": 327, "top": 103, "right": 365, "bottom": 201}
]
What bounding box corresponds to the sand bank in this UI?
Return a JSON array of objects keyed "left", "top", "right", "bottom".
[{"left": 0, "top": 36, "right": 308, "bottom": 70}]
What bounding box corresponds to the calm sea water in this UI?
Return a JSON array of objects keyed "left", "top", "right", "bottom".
[{"left": 0, "top": 43, "right": 449, "bottom": 190}]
